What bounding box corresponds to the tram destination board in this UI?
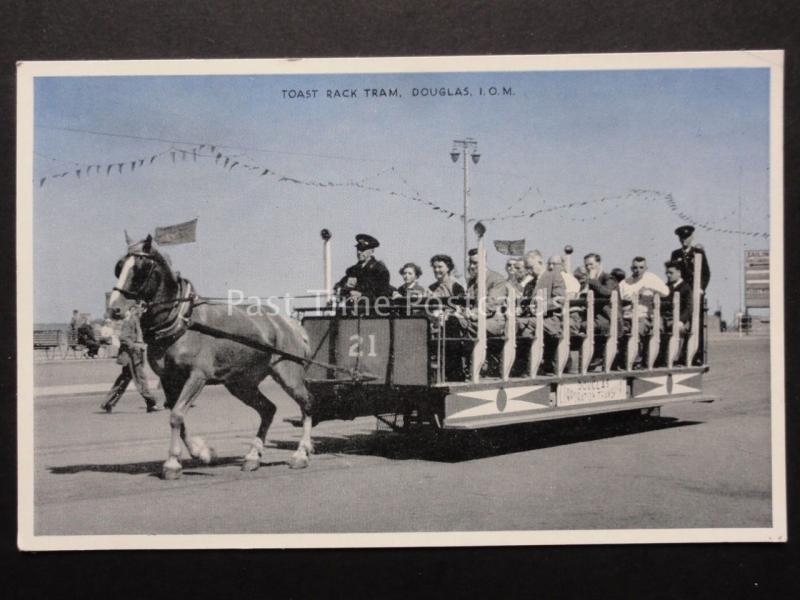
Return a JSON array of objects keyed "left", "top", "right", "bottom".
[{"left": 556, "top": 378, "right": 628, "bottom": 407}]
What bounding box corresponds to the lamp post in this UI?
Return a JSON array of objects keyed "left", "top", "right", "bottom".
[{"left": 451, "top": 138, "right": 480, "bottom": 274}]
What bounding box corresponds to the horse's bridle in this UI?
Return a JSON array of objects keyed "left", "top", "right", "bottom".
[{"left": 113, "top": 252, "right": 159, "bottom": 303}]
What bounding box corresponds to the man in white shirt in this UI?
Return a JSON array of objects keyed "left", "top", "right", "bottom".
[{"left": 618, "top": 256, "right": 669, "bottom": 367}]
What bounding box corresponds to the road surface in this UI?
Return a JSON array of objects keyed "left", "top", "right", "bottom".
[{"left": 31, "top": 336, "right": 772, "bottom": 535}]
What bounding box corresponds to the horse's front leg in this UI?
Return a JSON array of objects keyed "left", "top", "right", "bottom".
[
  {"left": 162, "top": 370, "right": 207, "bottom": 480},
  {"left": 180, "top": 422, "right": 217, "bottom": 466}
]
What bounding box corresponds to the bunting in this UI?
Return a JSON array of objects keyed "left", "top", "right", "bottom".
[{"left": 34, "top": 142, "right": 769, "bottom": 239}]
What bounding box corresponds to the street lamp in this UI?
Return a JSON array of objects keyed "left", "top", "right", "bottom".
[{"left": 450, "top": 138, "right": 480, "bottom": 274}]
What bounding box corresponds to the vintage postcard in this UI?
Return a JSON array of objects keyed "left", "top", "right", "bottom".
[{"left": 17, "top": 51, "right": 785, "bottom": 550}]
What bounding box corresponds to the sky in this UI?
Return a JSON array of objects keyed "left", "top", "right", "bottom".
[{"left": 31, "top": 67, "right": 771, "bottom": 323}]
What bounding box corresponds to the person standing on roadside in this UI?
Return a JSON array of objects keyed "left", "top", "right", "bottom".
[{"left": 101, "top": 304, "right": 161, "bottom": 413}]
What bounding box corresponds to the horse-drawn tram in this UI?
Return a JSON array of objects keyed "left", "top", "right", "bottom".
[
  {"left": 109, "top": 223, "right": 715, "bottom": 479},
  {"left": 295, "top": 224, "right": 716, "bottom": 432}
]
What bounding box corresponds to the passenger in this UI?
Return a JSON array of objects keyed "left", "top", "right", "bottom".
[
  {"left": 504, "top": 257, "right": 518, "bottom": 285},
  {"left": 427, "top": 254, "right": 465, "bottom": 382},
  {"left": 558, "top": 260, "right": 582, "bottom": 374},
  {"left": 393, "top": 262, "right": 428, "bottom": 300},
  {"left": 658, "top": 260, "right": 692, "bottom": 366},
  {"left": 618, "top": 256, "right": 669, "bottom": 368},
  {"left": 577, "top": 253, "right": 618, "bottom": 371},
  {"left": 512, "top": 250, "right": 547, "bottom": 376},
  {"left": 428, "top": 254, "right": 465, "bottom": 299},
  {"left": 334, "top": 233, "right": 394, "bottom": 305},
  {"left": 511, "top": 257, "right": 528, "bottom": 293},
  {"left": 520, "top": 250, "right": 546, "bottom": 302},
  {"left": 452, "top": 248, "right": 508, "bottom": 377},
  {"left": 532, "top": 255, "right": 568, "bottom": 374},
  {"left": 517, "top": 254, "right": 534, "bottom": 291}
]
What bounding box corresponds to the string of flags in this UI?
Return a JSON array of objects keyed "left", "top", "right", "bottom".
[
  {"left": 476, "top": 188, "right": 769, "bottom": 239},
  {"left": 35, "top": 142, "right": 769, "bottom": 239}
]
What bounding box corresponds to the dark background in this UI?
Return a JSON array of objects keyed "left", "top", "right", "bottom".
[{"left": 2, "top": 1, "right": 797, "bottom": 597}]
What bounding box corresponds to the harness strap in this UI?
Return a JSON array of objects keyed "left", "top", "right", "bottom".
[{"left": 143, "top": 279, "right": 195, "bottom": 344}]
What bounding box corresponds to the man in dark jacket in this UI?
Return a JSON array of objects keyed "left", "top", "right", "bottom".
[
  {"left": 670, "top": 225, "right": 710, "bottom": 290},
  {"left": 670, "top": 225, "right": 709, "bottom": 364},
  {"left": 334, "top": 234, "right": 393, "bottom": 304},
  {"left": 100, "top": 304, "right": 160, "bottom": 413},
  {"left": 659, "top": 261, "right": 693, "bottom": 366},
  {"left": 576, "top": 253, "right": 619, "bottom": 371}
]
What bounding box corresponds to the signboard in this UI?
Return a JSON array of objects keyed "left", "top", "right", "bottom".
[
  {"left": 556, "top": 378, "right": 628, "bottom": 407},
  {"left": 744, "top": 249, "right": 770, "bottom": 309}
]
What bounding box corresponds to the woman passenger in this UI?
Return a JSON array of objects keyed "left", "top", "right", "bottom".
[
  {"left": 393, "top": 262, "right": 428, "bottom": 300},
  {"left": 428, "top": 254, "right": 465, "bottom": 298}
]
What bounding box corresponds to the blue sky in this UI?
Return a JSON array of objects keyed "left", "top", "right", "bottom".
[{"left": 32, "top": 68, "right": 770, "bottom": 323}]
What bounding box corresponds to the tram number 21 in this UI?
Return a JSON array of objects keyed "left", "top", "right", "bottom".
[{"left": 348, "top": 334, "right": 378, "bottom": 357}]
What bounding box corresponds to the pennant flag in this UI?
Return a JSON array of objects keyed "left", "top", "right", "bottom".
[
  {"left": 171, "top": 151, "right": 176, "bottom": 163},
  {"left": 154, "top": 218, "right": 198, "bottom": 246},
  {"left": 138, "top": 159, "right": 144, "bottom": 167},
  {"left": 150, "top": 155, "right": 157, "bottom": 164},
  {"left": 76, "top": 169, "right": 81, "bottom": 179},
  {"left": 260, "top": 168, "right": 270, "bottom": 176},
  {"left": 118, "top": 163, "right": 124, "bottom": 173},
  {"left": 494, "top": 239, "right": 526, "bottom": 256},
  {"left": 230, "top": 161, "right": 238, "bottom": 170},
  {"left": 192, "top": 148, "right": 197, "bottom": 161},
  {"left": 180, "top": 150, "right": 187, "bottom": 161},
  {"left": 107, "top": 164, "right": 113, "bottom": 175},
  {"left": 223, "top": 157, "right": 230, "bottom": 168},
  {"left": 39, "top": 177, "right": 46, "bottom": 187},
  {"left": 210, "top": 145, "right": 216, "bottom": 153},
  {"left": 131, "top": 161, "right": 136, "bottom": 171}
]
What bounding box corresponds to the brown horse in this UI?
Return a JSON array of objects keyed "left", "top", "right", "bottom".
[{"left": 108, "top": 234, "right": 314, "bottom": 479}]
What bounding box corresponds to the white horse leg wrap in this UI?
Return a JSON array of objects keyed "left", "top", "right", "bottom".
[{"left": 244, "top": 438, "right": 264, "bottom": 462}]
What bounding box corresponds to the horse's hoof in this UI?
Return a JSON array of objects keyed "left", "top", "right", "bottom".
[
  {"left": 288, "top": 455, "right": 309, "bottom": 470},
  {"left": 242, "top": 459, "right": 261, "bottom": 472},
  {"left": 162, "top": 467, "right": 182, "bottom": 480},
  {"left": 199, "top": 447, "right": 218, "bottom": 465}
]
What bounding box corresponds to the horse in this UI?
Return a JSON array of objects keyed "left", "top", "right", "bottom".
[{"left": 107, "top": 233, "right": 315, "bottom": 479}]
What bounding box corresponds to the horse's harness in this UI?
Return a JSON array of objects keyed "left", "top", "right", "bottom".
[{"left": 116, "top": 251, "right": 375, "bottom": 381}]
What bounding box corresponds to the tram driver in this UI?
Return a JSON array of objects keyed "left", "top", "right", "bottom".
[{"left": 334, "top": 233, "right": 394, "bottom": 305}]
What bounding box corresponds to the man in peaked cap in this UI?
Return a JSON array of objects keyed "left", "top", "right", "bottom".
[
  {"left": 670, "top": 225, "right": 710, "bottom": 365},
  {"left": 334, "top": 233, "right": 394, "bottom": 303},
  {"left": 670, "top": 225, "right": 710, "bottom": 291}
]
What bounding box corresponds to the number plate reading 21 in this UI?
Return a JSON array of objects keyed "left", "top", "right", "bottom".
[{"left": 557, "top": 379, "right": 628, "bottom": 406}]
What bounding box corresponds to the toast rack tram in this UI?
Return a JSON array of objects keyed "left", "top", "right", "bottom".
[{"left": 292, "top": 226, "right": 716, "bottom": 432}]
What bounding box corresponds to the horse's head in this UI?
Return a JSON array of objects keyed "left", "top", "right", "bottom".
[{"left": 108, "top": 233, "right": 177, "bottom": 319}]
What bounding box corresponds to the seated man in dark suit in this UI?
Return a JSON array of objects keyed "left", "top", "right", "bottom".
[
  {"left": 659, "top": 260, "right": 692, "bottom": 366},
  {"left": 334, "top": 234, "right": 394, "bottom": 307},
  {"left": 575, "top": 253, "right": 619, "bottom": 371}
]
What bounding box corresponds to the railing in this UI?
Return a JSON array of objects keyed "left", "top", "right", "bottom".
[{"left": 448, "top": 224, "right": 707, "bottom": 384}]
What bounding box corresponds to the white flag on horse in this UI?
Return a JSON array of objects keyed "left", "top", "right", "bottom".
[{"left": 155, "top": 219, "right": 197, "bottom": 245}]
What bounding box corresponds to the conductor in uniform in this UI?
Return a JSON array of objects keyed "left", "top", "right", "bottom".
[
  {"left": 670, "top": 225, "right": 710, "bottom": 290},
  {"left": 334, "top": 234, "right": 394, "bottom": 303},
  {"left": 670, "top": 225, "right": 711, "bottom": 365}
]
